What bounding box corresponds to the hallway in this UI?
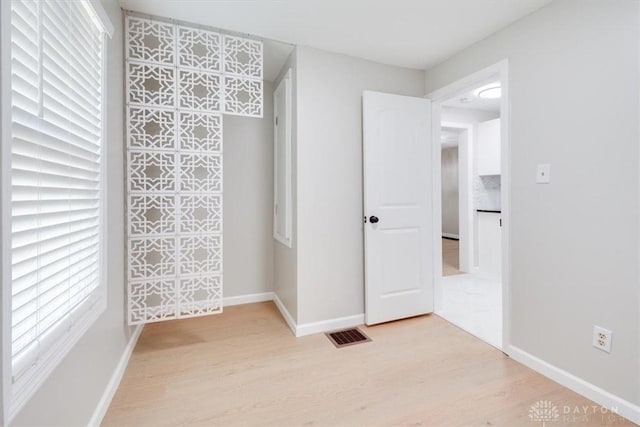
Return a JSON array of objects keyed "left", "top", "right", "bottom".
[{"left": 442, "top": 238, "right": 463, "bottom": 276}]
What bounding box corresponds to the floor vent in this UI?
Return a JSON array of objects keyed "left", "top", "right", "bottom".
[{"left": 326, "top": 328, "right": 371, "bottom": 348}]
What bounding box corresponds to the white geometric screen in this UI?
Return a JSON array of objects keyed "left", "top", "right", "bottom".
[{"left": 125, "top": 14, "right": 263, "bottom": 324}]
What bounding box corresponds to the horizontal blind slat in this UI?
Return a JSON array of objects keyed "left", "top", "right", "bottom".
[
  {"left": 12, "top": 233, "right": 99, "bottom": 287},
  {"left": 12, "top": 146, "right": 101, "bottom": 175},
  {"left": 44, "top": 0, "right": 101, "bottom": 62},
  {"left": 12, "top": 186, "right": 100, "bottom": 202},
  {"left": 13, "top": 198, "right": 100, "bottom": 216},
  {"left": 40, "top": 56, "right": 100, "bottom": 107},
  {"left": 12, "top": 217, "right": 99, "bottom": 249},
  {"left": 12, "top": 118, "right": 101, "bottom": 161},
  {"left": 40, "top": 35, "right": 100, "bottom": 93},
  {"left": 42, "top": 86, "right": 101, "bottom": 129},
  {"left": 41, "top": 4, "right": 101, "bottom": 76},
  {"left": 12, "top": 168, "right": 100, "bottom": 191}
]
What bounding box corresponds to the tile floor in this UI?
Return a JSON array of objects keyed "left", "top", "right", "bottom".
[
  {"left": 439, "top": 272, "right": 502, "bottom": 349},
  {"left": 439, "top": 238, "right": 502, "bottom": 349}
]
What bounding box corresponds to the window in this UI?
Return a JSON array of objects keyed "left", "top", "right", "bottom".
[
  {"left": 2, "top": 0, "right": 113, "bottom": 420},
  {"left": 273, "top": 69, "right": 292, "bottom": 247}
]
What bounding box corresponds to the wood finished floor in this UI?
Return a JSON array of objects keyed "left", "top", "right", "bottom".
[
  {"left": 103, "top": 302, "right": 635, "bottom": 427},
  {"left": 443, "top": 237, "right": 463, "bottom": 276}
]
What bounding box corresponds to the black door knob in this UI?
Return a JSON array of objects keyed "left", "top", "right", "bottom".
[{"left": 369, "top": 216, "right": 379, "bottom": 224}]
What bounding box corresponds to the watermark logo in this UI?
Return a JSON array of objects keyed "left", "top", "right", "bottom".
[
  {"left": 528, "top": 399, "right": 625, "bottom": 425},
  {"left": 529, "top": 400, "right": 559, "bottom": 426}
]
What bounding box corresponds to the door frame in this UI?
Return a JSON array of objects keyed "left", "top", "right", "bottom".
[
  {"left": 273, "top": 68, "right": 293, "bottom": 247},
  {"left": 426, "top": 59, "right": 511, "bottom": 352}
]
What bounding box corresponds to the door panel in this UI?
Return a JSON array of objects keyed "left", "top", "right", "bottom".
[
  {"left": 381, "top": 228, "right": 421, "bottom": 295},
  {"left": 363, "top": 91, "right": 434, "bottom": 325}
]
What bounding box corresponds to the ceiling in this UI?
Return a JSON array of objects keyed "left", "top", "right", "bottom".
[
  {"left": 119, "top": 0, "right": 553, "bottom": 71},
  {"left": 262, "top": 39, "right": 295, "bottom": 82},
  {"left": 441, "top": 81, "right": 501, "bottom": 113}
]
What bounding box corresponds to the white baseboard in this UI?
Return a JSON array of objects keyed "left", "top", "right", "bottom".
[
  {"left": 88, "top": 324, "right": 143, "bottom": 427},
  {"left": 508, "top": 345, "right": 640, "bottom": 425},
  {"left": 271, "top": 293, "right": 364, "bottom": 337},
  {"left": 296, "top": 314, "right": 365, "bottom": 337},
  {"left": 223, "top": 292, "right": 274, "bottom": 307},
  {"left": 272, "top": 292, "right": 297, "bottom": 335},
  {"left": 442, "top": 233, "right": 459, "bottom": 240}
]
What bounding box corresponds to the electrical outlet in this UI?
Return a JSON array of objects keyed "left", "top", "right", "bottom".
[{"left": 592, "top": 326, "right": 612, "bottom": 353}]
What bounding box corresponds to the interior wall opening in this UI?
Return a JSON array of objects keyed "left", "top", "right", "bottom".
[{"left": 436, "top": 75, "right": 504, "bottom": 349}]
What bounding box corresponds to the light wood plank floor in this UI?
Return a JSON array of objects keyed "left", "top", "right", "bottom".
[
  {"left": 443, "top": 237, "right": 463, "bottom": 276},
  {"left": 103, "top": 303, "right": 635, "bottom": 426}
]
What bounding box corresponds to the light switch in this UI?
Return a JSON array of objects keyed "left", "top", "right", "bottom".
[{"left": 536, "top": 164, "right": 551, "bottom": 184}]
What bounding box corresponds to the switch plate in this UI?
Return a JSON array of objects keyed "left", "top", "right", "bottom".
[{"left": 536, "top": 164, "right": 551, "bottom": 184}]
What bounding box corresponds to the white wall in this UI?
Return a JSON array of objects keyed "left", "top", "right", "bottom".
[
  {"left": 223, "top": 82, "right": 275, "bottom": 298},
  {"left": 441, "top": 147, "right": 459, "bottom": 236},
  {"left": 12, "top": 1, "right": 138, "bottom": 424},
  {"left": 426, "top": 0, "right": 640, "bottom": 405},
  {"left": 273, "top": 50, "right": 298, "bottom": 321},
  {"left": 295, "top": 46, "right": 425, "bottom": 324}
]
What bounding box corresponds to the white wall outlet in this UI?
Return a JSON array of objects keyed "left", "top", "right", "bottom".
[
  {"left": 536, "top": 164, "right": 551, "bottom": 184},
  {"left": 592, "top": 326, "right": 612, "bottom": 353}
]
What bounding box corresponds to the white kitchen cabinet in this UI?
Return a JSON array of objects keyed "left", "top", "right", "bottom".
[
  {"left": 477, "top": 211, "right": 502, "bottom": 278},
  {"left": 477, "top": 118, "right": 501, "bottom": 176}
]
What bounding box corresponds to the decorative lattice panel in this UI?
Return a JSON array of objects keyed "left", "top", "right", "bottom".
[
  {"left": 223, "top": 76, "right": 263, "bottom": 117},
  {"left": 128, "top": 107, "right": 176, "bottom": 150},
  {"left": 127, "top": 16, "right": 175, "bottom": 65},
  {"left": 179, "top": 194, "right": 222, "bottom": 234},
  {"left": 178, "top": 26, "right": 222, "bottom": 72},
  {"left": 178, "top": 111, "right": 222, "bottom": 152},
  {"left": 223, "top": 35, "right": 263, "bottom": 79},
  {"left": 125, "top": 14, "right": 262, "bottom": 325},
  {"left": 178, "top": 69, "right": 222, "bottom": 111},
  {"left": 129, "top": 195, "right": 177, "bottom": 235},
  {"left": 127, "top": 62, "right": 175, "bottom": 107}
]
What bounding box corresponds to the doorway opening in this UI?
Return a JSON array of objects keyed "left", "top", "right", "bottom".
[{"left": 429, "top": 63, "right": 509, "bottom": 350}]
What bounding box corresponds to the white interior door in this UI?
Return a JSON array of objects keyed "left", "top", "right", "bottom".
[{"left": 363, "top": 91, "right": 434, "bottom": 325}]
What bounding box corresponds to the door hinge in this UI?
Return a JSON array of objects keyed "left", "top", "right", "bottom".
[{"left": 275, "top": 116, "right": 278, "bottom": 126}]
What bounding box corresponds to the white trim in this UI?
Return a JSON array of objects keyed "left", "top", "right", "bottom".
[
  {"left": 88, "top": 324, "right": 143, "bottom": 427},
  {"left": 223, "top": 292, "right": 274, "bottom": 307},
  {"left": 272, "top": 293, "right": 297, "bottom": 336},
  {"left": 9, "top": 298, "right": 106, "bottom": 421},
  {"left": 273, "top": 68, "right": 293, "bottom": 248},
  {"left": 84, "top": 0, "right": 115, "bottom": 38},
  {"left": 509, "top": 345, "right": 640, "bottom": 425},
  {"left": 271, "top": 293, "right": 366, "bottom": 338},
  {"left": 427, "top": 59, "right": 511, "bottom": 353},
  {"left": 296, "top": 314, "right": 365, "bottom": 337},
  {"left": 441, "top": 233, "right": 459, "bottom": 240},
  {"left": 1, "top": 0, "right": 13, "bottom": 423}
]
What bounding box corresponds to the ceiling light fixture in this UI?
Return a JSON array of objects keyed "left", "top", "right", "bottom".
[{"left": 476, "top": 82, "right": 501, "bottom": 99}]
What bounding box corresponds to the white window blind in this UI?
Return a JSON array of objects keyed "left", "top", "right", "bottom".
[{"left": 7, "top": 0, "right": 110, "bottom": 415}]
